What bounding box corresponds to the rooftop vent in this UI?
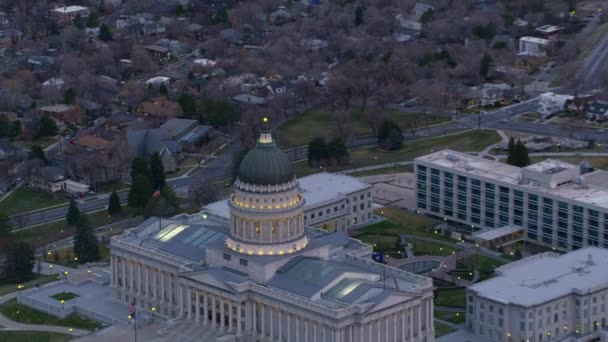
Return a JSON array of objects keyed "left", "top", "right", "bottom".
[
  {"left": 446, "top": 153, "right": 459, "bottom": 162},
  {"left": 586, "top": 253, "right": 595, "bottom": 266}
]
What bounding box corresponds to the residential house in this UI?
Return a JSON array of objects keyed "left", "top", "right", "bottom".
[
  {"left": 393, "top": 15, "right": 422, "bottom": 43},
  {"left": 138, "top": 96, "right": 182, "bottom": 121},
  {"left": 0, "top": 139, "right": 18, "bottom": 160},
  {"left": 153, "top": 39, "right": 186, "bottom": 59},
  {"left": 585, "top": 100, "right": 608, "bottom": 121},
  {"left": 29, "top": 166, "right": 65, "bottom": 192},
  {"left": 126, "top": 128, "right": 181, "bottom": 172},
  {"left": 538, "top": 92, "right": 574, "bottom": 118},
  {"left": 144, "top": 45, "right": 171, "bottom": 61},
  {"left": 160, "top": 118, "right": 212, "bottom": 152},
  {"left": 42, "top": 77, "right": 64, "bottom": 89},
  {"left": 38, "top": 104, "right": 85, "bottom": 126},
  {"left": 476, "top": 83, "right": 514, "bottom": 106},
  {"left": 518, "top": 36, "right": 550, "bottom": 56},
  {"left": 188, "top": 23, "right": 205, "bottom": 41},
  {"left": 220, "top": 29, "right": 243, "bottom": 45},
  {"left": 300, "top": 38, "right": 328, "bottom": 51},
  {"left": 51, "top": 6, "right": 90, "bottom": 26},
  {"left": 115, "top": 14, "right": 166, "bottom": 37},
  {"left": 145, "top": 76, "right": 171, "bottom": 87},
  {"left": 267, "top": 80, "right": 288, "bottom": 95},
  {"left": 535, "top": 25, "right": 563, "bottom": 39},
  {"left": 26, "top": 56, "right": 56, "bottom": 72}
]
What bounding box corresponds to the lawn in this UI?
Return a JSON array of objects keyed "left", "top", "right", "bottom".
[
  {"left": 0, "top": 299, "right": 102, "bottom": 331},
  {"left": 434, "top": 321, "right": 455, "bottom": 337},
  {"left": 11, "top": 208, "right": 137, "bottom": 249},
  {"left": 0, "top": 331, "right": 72, "bottom": 342},
  {"left": 347, "top": 164, "right": 413, "bottom": 177},
  {"left": 95, "top": 182, "right": 129, "bottom": 193},
  {"left": 435, "top": 310, "right": 466, "bottom": 324},
  {"left": 410, "top": 238, "right": 457, "bottom": 256},
  {"left": 434, "top": 288, "right": 467, "bottom": 308},
  {"left": 579, "top": 22, "right": 608, "bottom": 62},
  {"left": 458, "top": 255, "right": 506, "bottom": 281},
  {"left": 51, "top": 292, "right": 79, "bottom": 302},
  {"left": 1, "top": 186, "right": 67, "bottom": 215},
  {"left": 355, "top": 233, "right": 400, "bottom": 252},
  {"left": 0, "top": 274, "right": 59, "bottom": 297},
  {"left": 44, "top": 242, "right": 111, "bottom": 268},
  {"left": 358, "top": 208, "right": 452, "bottom": 241},
  {"left": 292, "top": 130, "right": 501, "bottom": 177},
  {"left": 276, "top": 107, "right": 451, "bottom": 148}
]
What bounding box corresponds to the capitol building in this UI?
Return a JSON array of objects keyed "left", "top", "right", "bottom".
[{"left": 109, "top": 125, "right": 435, "bottom": 342}]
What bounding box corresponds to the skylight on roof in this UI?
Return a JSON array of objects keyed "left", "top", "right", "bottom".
[{"left": 154, "top": 224, "right": 188, "bottom": 242}]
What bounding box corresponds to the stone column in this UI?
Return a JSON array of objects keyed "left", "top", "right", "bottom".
[
  {"left": 295, "top": 317, "right": 300, "bottom": 342},
  {"left": 110, "top": 256, "right": 115, "bottom": 287},
  {"left": 237, "top": 304, "right": 242, "bottom": 336},
  {"left": 251, "top": 302, "right": 256, "bottom": 334},
  {"left": 195, "top": 291, "right": 200, "bottom": 322},
  {"left": 168, "top": 274, "right": 173, "bottom": 306},
  {"left": 152, "top": 270, "right": 157, "bottom": 302},
  {"left": 261, "top": 304, "right": 265, "bottom": 337},
  {"left": 417, "top": 305, "right": 422, "bottom": 335},
  {"left": 393, "top": 313, "right": 397, "bottom": 341},
  {"left": 401, "top": 311, "right": 406, "bottom": 341},
  {"left": 278, "top": 309, "right": 282, "bottom": 340},
  {"left": 409, "top": 307, "right": 413, "bottom": 340},
  {"left": 269, "top": 307, "right": 274, "bottom": 340},
  {"left": 203, "top": 293, "right": 208, "bottom": 325},
  {"left": 137, "top": 262, "right": 142, "bottom": 294},
  {"left": 312, "top": 322, "right": 317, "bottom": 342},
  {"left": 178, "top": 285, "right": 184, "bottom": 317},
  {"left": 129, "top": 260, "right": 134, "bottom": 292},
  {"left": 376, "top": 320, "right": 380, "bottom": 341},
  {"left": 368, "top": 322, "right": 372, "bottom": 342},
  {"left": 160, "top": 271, "right": 165, "bottom": 305},
  {"left": 304, "top": 319, "right": 309, "bottom": 342},
  {"left": 187, "top": 287, "right": 192, "bottom": 319},
  {"left": 212, "top": 296, "right": 217, "bottom": 328},
  {"left": 220, "top": 298, "right": 225, "bottom": 330},
  {"left": 228, "top": 301, "right": 233, "bottom": 332},
  {"left": 287, "top": 313, "right": 291, "bottom": 340}
]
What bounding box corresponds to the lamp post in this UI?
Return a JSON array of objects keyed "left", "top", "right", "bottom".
[
  {"left": 151, "top": 307, "right": 156, "bottom": 323},
  {"left": 128, "top": 314, "right": 137, "bottom": 342}
]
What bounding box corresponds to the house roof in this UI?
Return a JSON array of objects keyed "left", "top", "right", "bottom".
[
  {"left": 232, "top": 93, "right": 268, "bottom": 105},
  {"left": 126, "top": 128, "right": 180, "bottom": 157},
  {"left": 586, "top": 100, "right": 608, "bottom": 116},
  {"left": 73, "top": 135, "right": 112, "bottom": 150},
  {"left": 38, "top": 166, "right": 64, "bottom": 182}
]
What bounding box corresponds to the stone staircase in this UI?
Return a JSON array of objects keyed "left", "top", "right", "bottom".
[{"left": 153, "top": 318, "right": 236, "bottom": 342}]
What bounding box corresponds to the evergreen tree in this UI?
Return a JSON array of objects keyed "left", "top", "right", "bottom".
[
  {"left": 143, "top": 186, "right": 179, "bottom": 218},
  {"left": 354, "top": 5, "right": 365, "bottom": 27},
  {"left": 108, "top": 191, "right": 122, "bottom": 215},
  {"left": 480, "top": 52, "right": 492, "bottom": 79},
  {"left": 99, "top": 24, "right": 113, "bottom": 41},
  {"left": 515, "top": 140, "right": 530, "bottom": 167},
  {"left": 378, "top": 119, "right": 402, "bottom": 150},
  {"left": 4, "top": 241, "right": 35, "bottom": 283},
  {"left": 130, "top": 157, "right": 150, "bottom": 181},
  {"left": 327, "top": 138, "right": 349, "bottom": 165},
  {"left": 37, "top": 115, "right": 58, "bottom": 137},
  {"left": 506, "top": 137, "right": 516, "bottom": 165},
  {"left": 63, "top": 88, "right": 76, "bottom": 104},
  {"left": 10, "top": 120, "right": 21, "bottom": 138},
  {"left": 178, "top": 93, "right": 197, "bottom": 117},
  {"left": 175, "top": 4, "right": 186, "bottom": 16},
  {"left": 128, "top": 174, "right": 154, "bottom": 208},
  {"left": 86, "top": 13, "right": 100, "bottom": 28},
  {"left": 149, "top": 152, "right": 166, "bottom": 190},
  {"left": 30, "top": 144, "right": 48, "bottom": 164},
  {"left": 0, "top": 213, "right": 11, "bottom": 236},
  {"left": 73, "top": 217, "right": 99, "bottom": 263},
  {"left": 159, "top": 83, "right": 168, "bottom": 95},
  {"left": 0, "top": 114, "right": 9, "bottom": 137},
  {"left": 66, "top": 199, "right": 81, "bottom": 225},
  {"left": 307, "top": 137, "right": 328, "bottom": 166}
]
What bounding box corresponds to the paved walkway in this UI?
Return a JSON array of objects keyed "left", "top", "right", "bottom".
[
  {"left": 0, "top": 292, "right": 91, "bottom": 337},
  {"left": 35, "top": 261, "right": 75, "bottom": 276}
]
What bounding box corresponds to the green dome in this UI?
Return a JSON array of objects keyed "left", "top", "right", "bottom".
[{"left": 238, "top": 137, "right": 294, "bottom": 186}]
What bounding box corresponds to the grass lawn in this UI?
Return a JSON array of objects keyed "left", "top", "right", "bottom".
[
  {"left": 434, "top": 288, "right": 467, "bottom": 308},
  {"left": 292, "top": 130, "right": 500, "bottom": 177},
  {"left": 434, "top": 321, "right": 455, "bottom": 337},
  {"left": 410, "top": 238, "right": 457, "bottom": 256},
  {"left": 347, "top": 164, "right": 413, "bottom": 177},
  {"left": 51, "top": 292, "right": 79, "bottom": 302},
  {"left": 276, "top": 107, "right": 451, "bottom": 148},
  {"left": 95, "top": 182, "right": 128, "bottom": 193},
  {"left": 0, "top": 299, "right": 102, "bottom": 331},
  {"left": 0, "top": 274, "right": 59, "bottom": 297},
  {"left": 1, "top": 186, "right": 67, "bottom": 215},
  {"left": 359, "top": 207, "right": 453, "bottom": 241},
  {"left": 435, "top": 310, "right": 466, "bottom": 324},
  {"left": 0, "top": 331, "right": 72, "bottom": 342},
  {"left": 44, "top": 242, "right": 111, "bottom": 268},
  {"left": 355, "top": 233, "right": 400, "bottom": 252},
  {"left": 11, "top": 208, "right": 137, "bottom": 249},
  {"left": 458, "top": 255, "right": 506, "bottom": 281},
  {"left": 579, "top": 22, "right": 608, "bottom": 62}
]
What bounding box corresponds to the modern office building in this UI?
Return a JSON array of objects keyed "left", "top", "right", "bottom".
[
  {"left": 204, "top": 172, "right": 374, "bottom": 233},
  {"left": 467, "top": 247, "right": 608, "bottom": 342},
  {"left": 415, "top": 149, "right": 608, "bottom": 251},
  {"left": 109, "top": 125, "right": 435, "bottom": 342}
]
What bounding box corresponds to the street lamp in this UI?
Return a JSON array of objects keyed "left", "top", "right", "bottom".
[
  {"left": 151, "top": 307, "right": 156, "bottom": 323},
  {"left": 60, "top": 299, "right": 65, "bottom": 311}
]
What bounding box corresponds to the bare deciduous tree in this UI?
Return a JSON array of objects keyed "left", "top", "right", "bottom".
[{"left": 189, "top": 181, "right": 221, "bottom": 208}]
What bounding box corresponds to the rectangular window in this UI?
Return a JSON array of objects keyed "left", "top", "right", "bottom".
[
  {"left": 223, "top": 253, "right": 232, "bottom": 261},
  {"left": 239, "top": 258, "right": 248, "bottom": 266}
]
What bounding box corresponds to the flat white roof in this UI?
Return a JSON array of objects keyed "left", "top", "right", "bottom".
[
  {"left": 520, "top": 36, "right": 550, "bottom": 44},
  {"left": 524, "top": 159, "right": 576, "bottom": 173},
  {"left": 473, "top": 225, "right": 523, "bottom": 241},
  {"left": 469, "top": 247, "right": 608, "bottom": 307},
  {"left": 415, "top": 150, "right": 608, "bottom": 209},
  {"left": 52, "top": 6, "right": 88, "bottom": 14},
  {"left": 204, "top": 172, "right": 371, "bottom": 218}
]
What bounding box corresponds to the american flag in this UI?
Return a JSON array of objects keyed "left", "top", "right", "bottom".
[{"left": 152, "top": 189, "right": 161, "bottom": 198}]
